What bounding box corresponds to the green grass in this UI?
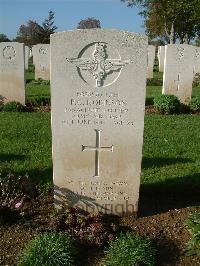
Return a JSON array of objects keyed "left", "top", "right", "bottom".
[
  {"left": 0, "top": 112, "right": 52, "bottom": 186},
  {"left": 0, "top": 113, "right": 199, "bottom": 192},
  {"left": 25, "top": 70, "right": 35, "bottom": 82},
  {"left": 146, "top": 85, "right": 200, "bottom": 100},
  {"left": 26, "top": 83, "right": 50, "bottom": 98},
  {"left": 18, "top": 232, "right": 76, "bottom": 266},
  {"left": 25, "top": 69, "right": 50, "bottom": 99},
  {"left": 142, "top": 114, "right": 200, "bottom": 185}
]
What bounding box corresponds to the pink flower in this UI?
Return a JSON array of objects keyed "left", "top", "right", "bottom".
[{"left": 15, "top": 202, "right": 22, "bottom": 209}]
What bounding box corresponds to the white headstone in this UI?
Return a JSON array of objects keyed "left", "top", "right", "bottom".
[
  {"left": 25, "top": 46, "right": 29, "bottom": 70},
  {"left": 0, "top": 42, "right": 25, "bottom": 104},
  {"left": 51, "top": 29, "right": 147, "bottom": 216},
  {"left": 33, "top": 44, "right": 50, "bottom": 80},
  {"left": 158, "top": 46, "right": 165, "bottom": 72},
  {"left": 163, "top": 44, "right": 194, "bottom": 103},
  {"left": 193, "top": 46, "right": 200, "bottom": 74},
  {"left": 147, "top": 45, "right": 155, "bottom": 78}
]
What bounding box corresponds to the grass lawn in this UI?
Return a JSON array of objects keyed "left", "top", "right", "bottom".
[
  {"left": 0, "top": 112, "right": 52, "bottom": 187},
  {"left": 26, "top": 83, "right": 50, "bottom": 98},
  {"left": 0, "top": 112, "right": 199, "bottom": 195}
]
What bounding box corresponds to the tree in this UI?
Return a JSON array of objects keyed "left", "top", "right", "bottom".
[
  {"left": 121, "top": 0, "right": 200, "bottom": 44},
  {"left": 16, "top": 10, "right": 57, "bottom": 45},
  {"left": 0, "top": 33, "right": 10, "bottom": 42},
  {"left": 77, "top": 17, "right": 101, "bottom": 29},
  {"left": 36, "top": 10, "right": 57, "bottom": 43},
  {"left": 15, "top": 20, "right": 42, "bottom": 46}
]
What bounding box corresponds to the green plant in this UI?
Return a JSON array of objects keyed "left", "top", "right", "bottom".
[
  {"left": 102, "top": 232, "right": 156, "bottom": 266},
  {"left": 154, "top": 94, "right": 180, "bottom": 114},
  {"left": 26, "top": 96, "right": 50, "bottom": 107},
  {"left": 147, "top": 78, "right": 163, "bottom": 86},
  {"left": 192, "top": 73, "right": 200, "bottom": 87},
  {"left": 189, "top": 97, "right": 200, "bottom": 112},
  {"left": 30, "top": 79, "right": 50, "bottom": 86},
  {"left": 0, "top": 172, "right": 37, "bottom": 208},
  {"left": 145, "top": 97, "right": 154, "bottom": 106},
  {"left": 3, "top": 101, "right": 27, "bottom": 112},
  {"left": 18, "top": 232, "right": 76, "bottom": 266},
  {"left": 185, "top": 212, "right": 200, "bottom": 256}
]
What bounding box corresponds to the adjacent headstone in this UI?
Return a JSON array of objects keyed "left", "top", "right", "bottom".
[
  {"left": 51, "top": 29, "right": 148, "bottom": 216},
  {"left": 158, "top": 46, "right": 165, "bottom": 72},
  {"left": 31, "top": 46, "right": 35, "bottom": 64},
  {"left": 163, "top": 44, "right": 194, "bottom": 103},
  {"left": 0, "top": 42, "right": 25, "bottom": 104},
  {"left": 193, "top": 46, "right": 200, "bottom": 74},
  {"left": 147, "top": 45, "right": 155, "bottom": 78},
  {"left": 25, "top": 46, "right": 29, "bottom": 70},
  {"left": 33, "top": 44, "right": 50, "bottom": 80}
]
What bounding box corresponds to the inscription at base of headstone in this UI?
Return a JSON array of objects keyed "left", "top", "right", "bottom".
[
  {"left": 0, "top": 42, "right": 25, "bottom": 104},
  {"left": 163, "top": 44, "right": 194, "bottom": 104},
  {"left": 147, "top": 45, "right": 155, "bottom": 78},
  {"left": 33, "top": 44, "right": 50, "bottom": 80},
  {"left": 51, "top": 29, "right": 147, "bottom": 215}
]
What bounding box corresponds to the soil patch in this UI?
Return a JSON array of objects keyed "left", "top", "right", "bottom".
[{"left": 0, "top": 192, "right": 199, "bottom": 266}]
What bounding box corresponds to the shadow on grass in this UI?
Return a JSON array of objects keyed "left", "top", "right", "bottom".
[
  {"left": 142, "top": 157, "right": 192, "bottom": 169},
  {"left": 0, "top": 153, "right": 29, "bottom": 162},
  {"left": 145, "top": 97, "right": 154, "bottom": 106},
  {"left": 153, "top": 237, "right": 180, "bottom": 266},
  {"left": 26, "top": 168, "right": 53, "bottom": 185},
  {"left": 139, "top": 172, "right": 200, "bottom": 217},
  {"left": 0, "top": 168, "right": 54, "bottom": 187},
  {"left": 26, "top": 77, "right": 34, "bottom": 84}
]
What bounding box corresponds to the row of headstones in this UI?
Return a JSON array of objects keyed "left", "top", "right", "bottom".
[
  {"left": 0, "top": 43, "right": 50, "bottom": 104},
  {"left": 1, "top": 41, "right": 199, "bottom": 106}
]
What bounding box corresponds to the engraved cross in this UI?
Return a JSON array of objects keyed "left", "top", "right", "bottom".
[
  {"left": 174, "top": 74, "right": 180, "bottom": 91},
  {"left": 82, "top": 129, "right": 114, "bottom": 177}
]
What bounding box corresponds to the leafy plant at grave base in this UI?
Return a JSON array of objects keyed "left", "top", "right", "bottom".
[
  {"left": 154, "top": 94, "right": 180, "bottom": 114},
  {"left": 30, "top": 79, "right": 50, "bottom": 86},
  {"left": 26, "top": 96, "right": 51, "bottom": 107},
  {"left": 49, "top": 208, "right": 119, "bottom": 247},
  {"left": 185, "top": 212, "right": 200, "bottom": 256},
  {"left": 3, "top": 101, "right": 28, "bottom": 112},
  {"left": 0, "top": 205, "right": 21, "bottom": 226},
  {"left": 18, "top": 232, "right": 76, "bottom": 266},
  {"left": 192, "top": 73, "right": 200, "bottom": 88},
  {"left": 146, "top": 97, "right": 154, "bottom": 106},
  {"left": 101, "top": 232, "right": 156, "bottom": 266},
  {"left": 0, "top": 172, "right": 37, "bottom": 216},
  {"left": 0, "top": 95, "right": 4, "bottom": 111},
  {"left": 189, "top": 96, "right": 200, "bottom": 112},
  {"left": 147, "top": 78, "right": 163, "bottom": 86}
]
